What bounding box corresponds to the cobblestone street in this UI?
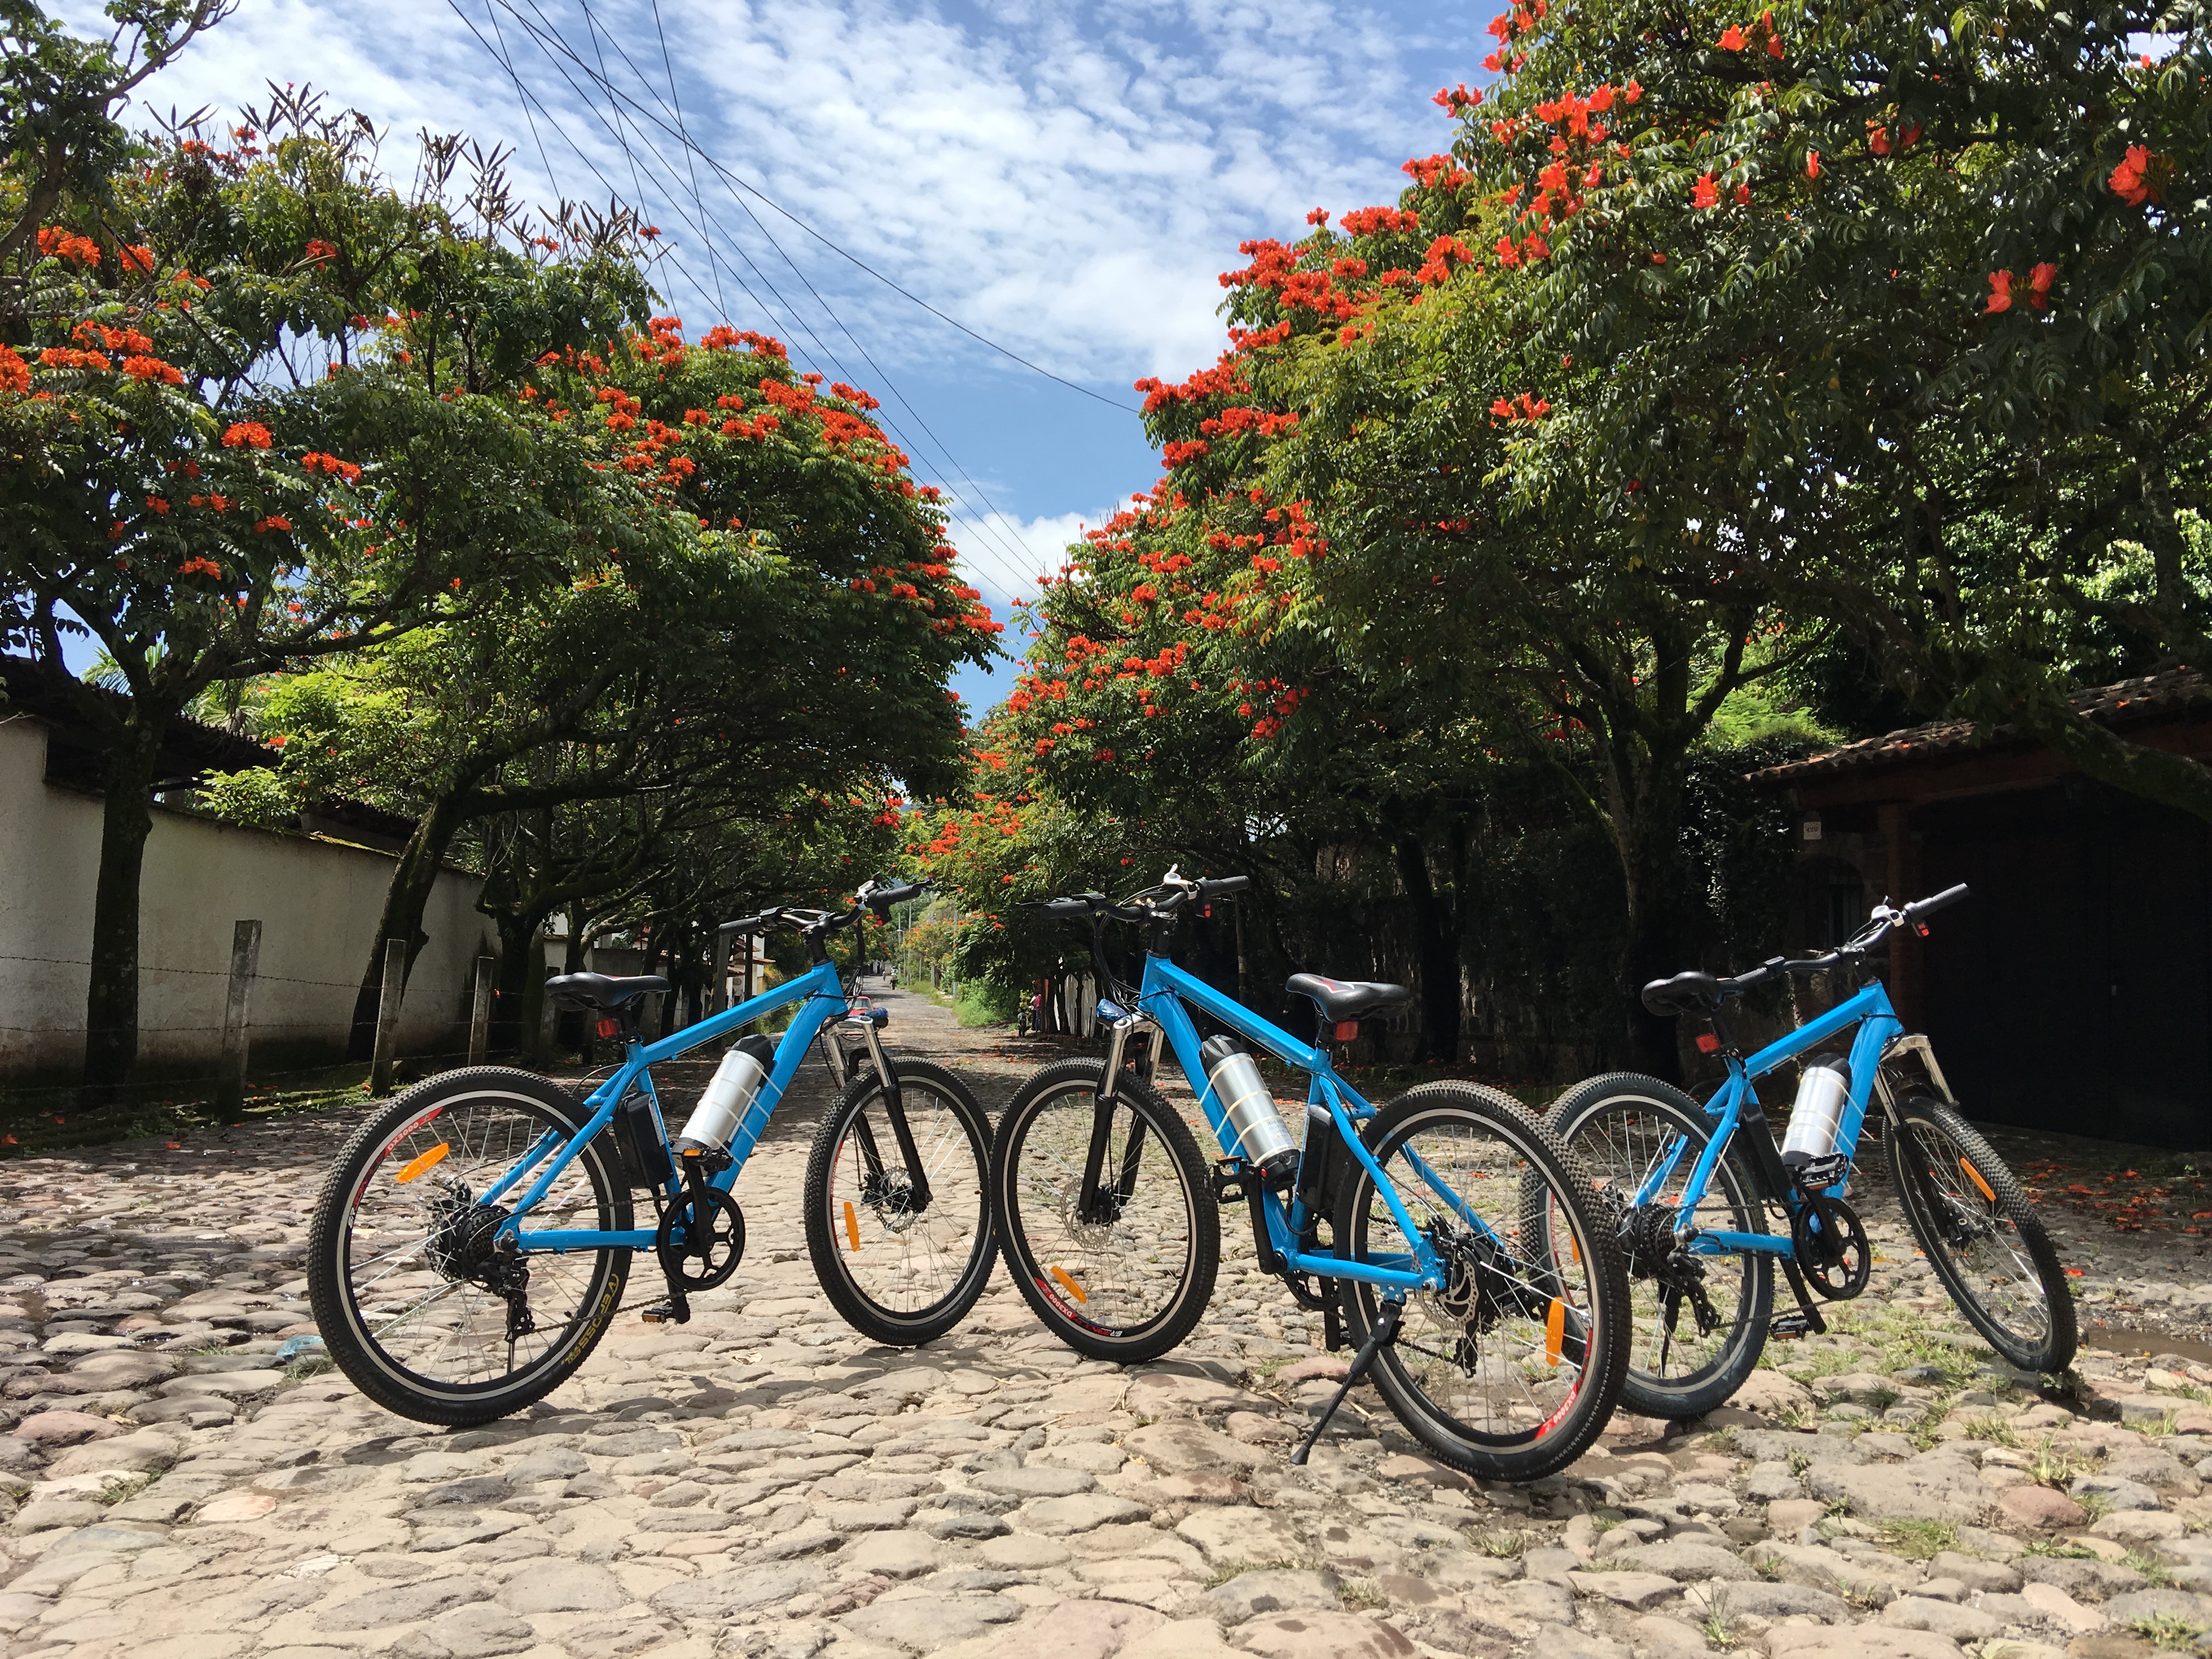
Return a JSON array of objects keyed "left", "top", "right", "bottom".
[{"left": 4, "top": 988, "right": 2211, "bottom": 1659}]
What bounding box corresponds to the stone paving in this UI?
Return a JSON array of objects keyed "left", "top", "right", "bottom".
[{"left": 4, "top": 986, "right": 2212, "bottom": 1659}]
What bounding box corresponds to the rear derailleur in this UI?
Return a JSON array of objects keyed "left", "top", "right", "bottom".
[{"left": 425, "top": 1183, "right": 535, "bottom": 1343}]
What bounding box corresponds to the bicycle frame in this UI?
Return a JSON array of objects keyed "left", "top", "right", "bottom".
[
  {"left": 484, "top": 957, "right": 855, "bottom": 1254},
  {"left": 1136, "top": 953, "right": 1455, "bottom": 1294},
  {"left": 1650, "top": 977, "right": 1904, "bottom": 1260}
]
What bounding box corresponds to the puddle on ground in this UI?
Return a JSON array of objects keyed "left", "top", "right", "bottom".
[{"left": 2082, "top": 1322, "right": 2212, "bottom": 1365}]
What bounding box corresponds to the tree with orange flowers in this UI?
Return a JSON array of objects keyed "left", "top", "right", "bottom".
[
  {"left": 0, "top": 31, "right": 668, "bottom": 1096},
  {"left": 1448, "top": 0, "right": 2212, "bottom": 817}
]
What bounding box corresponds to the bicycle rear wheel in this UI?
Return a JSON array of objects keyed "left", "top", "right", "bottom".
[
  {"left": 307, "top": 1067, "right": 631, "bottom": 1426},
  {"left": 990, "top": 1057, "right": 1220, "bottom": 1362},
  {"left": 803, "top": 1059, "right": 996, "bottom": 1346},
  {"left": 1334, "top": 1081, "right": 1629, "bottom": 1480},
  {"left": 1545, "top": 1073, "right": 1774, "bottom": 1418},
  {"left": 1889, "top": 1096, "right": 2076, "bottom": 1374}
]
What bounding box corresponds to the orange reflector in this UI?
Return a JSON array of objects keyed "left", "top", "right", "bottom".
[
  {"left": 843, "top": 1200, "right": 860, "bottom": 1251},
  {"left": 1569, "top": 1230, "right": 1582, "bottom": 1266},
  {"left": 394, "top": 1142, "right": 449, "bottom": 1183},
  {"left": 1960, "top": 1158, "right": 1996, "bottom": 1204},
  {"left": 1049, "top": 1266, "right": 1089, "bottom": 1305},
  {"left": 1545, "top": 1297, "right": 1567, "bottom": 1367}
]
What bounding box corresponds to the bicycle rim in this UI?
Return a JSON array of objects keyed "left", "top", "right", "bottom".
[
  {"left": 820, "top": 1073, "right": 991, "bottom": 1327},
  {"left": 1893, "top": 1104, "right": 2069, "bottom": 1365},
  {"left": 331, "top": 1088, "right": 622, "bottom": 1398},
  {"left": 1346, "top": 1104, "right": 1612, "bottom": 1457},
  {"left": 1002, "top": 1082, "right": 1199, "bottom": 1342}
]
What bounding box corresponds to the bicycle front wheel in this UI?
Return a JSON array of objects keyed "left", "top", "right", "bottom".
[
  {"left": 1889, "top": 1095, "right": 2076, "bottom": 1374},
  {"left": 1335, "top": 1081, "right": 1629, "bottom": 1481},
  {"left": 307, "top": 1067, "right": 631, "bottom": 1426},
  {"left": 803, "top": 1059, "right": 997, "bottom": 1346},
  {"left": 1546, "top": 1073, "right": 1774, "bottom": 1418},
  {"left": 990, "top": 1057, "right": 1220, "bottom": 1362}
]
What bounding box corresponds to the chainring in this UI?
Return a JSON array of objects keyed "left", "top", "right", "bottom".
[
  {"left": 657, "top": 1187, "right": 746, "bottom": 1292},
  {"left": 1792, "top": 1193, "right": 1871, "bottom": 1301}
]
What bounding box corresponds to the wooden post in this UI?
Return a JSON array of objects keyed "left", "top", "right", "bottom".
[
  {"left": 467, "top": 957, "right": 495, "bottom": 1066},
  {"left": 1879, "top": 801, "right": 1925, "bottom": 1030},
  {"left": 216, "top": 921, "right": 261, "bottom": 1118},
  {"left": 370, "top": 937, "right": 407, "bottom": 1097}
]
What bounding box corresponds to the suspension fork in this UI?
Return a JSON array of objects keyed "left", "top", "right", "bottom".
[
  {"left": 1081, "top": 1011, "right": 1158, "bottom": 1224},
  {"left": 827, "top": 1009, "right": 932, "bottom": 1212}
]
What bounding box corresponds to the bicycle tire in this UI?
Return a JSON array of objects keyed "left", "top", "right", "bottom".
[
  {"left": 307, "top": 1066, "right": 631, "bottom": 1426},
  {"left": 803, "top": 1058, "right": 997, "bottom": 1346},
  {"left": 1334, "top": 1081, "right": 1630, "bottom": 1481},
  {"left": 1544, "top": 1073, "right": 1774, "bottom": 1419},
  {"left": 990, "top": 1057, "right": 1220, "bottom": 1362},
  {"left": 1889, "top": 1095, "right": 2077, "bottom": 1374}
]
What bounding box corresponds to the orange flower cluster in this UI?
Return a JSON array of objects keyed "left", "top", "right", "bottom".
[
  {"left": 2109, "top": 145, "right": 2162, "bottom": 206},
  {"left": 36, "top": 227, "right": 101, "bottom": 267},
  {"left": 1984, "top": 263, "right": 2058, "bottom": 314},
  {"left": 301, "top": 451, "right": 364, "bottom": 481},
  {"left": 0, "top": 346, "right": 27, "bottom": 396},
  {"left": 221, "top": 421, "right": 274, "bottom": 449}
]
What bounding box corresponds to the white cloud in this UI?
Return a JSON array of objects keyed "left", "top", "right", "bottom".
[{"left": 75, "top": 0, "right": 1479, "bottom": 385}]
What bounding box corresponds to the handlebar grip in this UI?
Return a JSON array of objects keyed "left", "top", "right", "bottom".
[
  {"left": 718, "top": 911, "right": 774, "bottom": 935},
  {"left": 866, "top": 881, "right": 924, "bottom": 911},
  {"left": 1908, "top": 883, "right": 1969, "bottom": 917},
  {"left": 1018, "top": 897, "right": 1097, "bottom": 918},
  {"left": 1197, "top": 875, "right": 1251, "bottom": 899}
]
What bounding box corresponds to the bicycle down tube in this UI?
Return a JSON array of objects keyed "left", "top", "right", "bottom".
[{"left": 496, "top": 958, "right": 851, "bottom": 1254}]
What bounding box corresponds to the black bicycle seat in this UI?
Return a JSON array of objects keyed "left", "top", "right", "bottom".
[
  {"left": 1641, "top": 970, "right": 1721, "bottom": 1017},
  {"left": 1285, "top": 973, "right": 1412, "bottom": 1024},
  {"left": 544, "top": 972, "right": 670, "bottom": 1012}
]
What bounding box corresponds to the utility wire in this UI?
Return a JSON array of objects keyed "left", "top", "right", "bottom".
[
  {"left": 510, "top": 0, "right": 1045, "bottom": 588},
  {"left": 496, "top": 0, "right": 1047, "bottom": 591},
  {"left": 447, "top": 0, "right": 1048, "bottom": 599}
]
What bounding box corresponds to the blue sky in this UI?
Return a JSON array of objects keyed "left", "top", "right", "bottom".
[{"left": 75, "top": 0, "right": 1491, "bottom": 712}]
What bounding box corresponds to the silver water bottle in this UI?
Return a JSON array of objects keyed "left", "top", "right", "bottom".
[
  {"left": 674, "top": 1034, "right": 776, "bottom": 1154},
  {"left": 1198, "top": 1034, "right": 1298, "bottom": 1187},
  {"left": 1781, "top": 1055, "right": 1851, "bottom": 1172}
]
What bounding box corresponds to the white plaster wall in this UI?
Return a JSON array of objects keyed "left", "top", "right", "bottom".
[{"left": 0, "top": 715, "right": 488, "bottom": 1080}]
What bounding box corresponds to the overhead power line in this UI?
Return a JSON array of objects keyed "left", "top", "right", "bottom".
[
  {"left": 448, "top": 0, "right": 1051, "bottom": 600},
  {"left": 475, "top": 0, "right": 1054, "bottom": 593}
]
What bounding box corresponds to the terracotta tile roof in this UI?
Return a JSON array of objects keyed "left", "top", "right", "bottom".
[{"left": 1749, "top": 669, "right": 2212, "bottom": 785}]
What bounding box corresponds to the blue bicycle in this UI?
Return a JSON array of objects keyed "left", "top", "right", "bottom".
[
  {"left": 307, "top": 881, "right": 996, "bottom": 1425},
  {"left": 989, "top": 868, "right": 1630, "bottom": 1481},
  {"left": 1544, "top": 885, "right": 2076, "bottom": 1420}
]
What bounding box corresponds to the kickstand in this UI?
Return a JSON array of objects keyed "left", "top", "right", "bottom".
[{"left": 1290, "top": 1299, "right": 1403, "bottom": 1466}]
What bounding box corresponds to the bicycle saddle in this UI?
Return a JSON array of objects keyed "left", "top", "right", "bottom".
[
  {"left": 1285, "top": 973, "right": 1412, "bottom": 1024},
  {"left": 1641, "top": 970, "right": 1721, "bottom": 1017},
  {"left": 544, "top": 972, "right": 671, "bottom": 1011}
]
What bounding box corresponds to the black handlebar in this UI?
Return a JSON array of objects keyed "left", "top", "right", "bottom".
[
  {"left": 718, "top": 877, "right": 926, "bottom": 941},
  {"left": 1641, "top": 885, "right": 1970, "bottom": 1017}
]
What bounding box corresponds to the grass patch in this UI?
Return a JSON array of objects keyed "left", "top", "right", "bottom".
[
  {"left": 1700, "top": 1588, "right": 1740, "bottom": 1647},
  {"left": 2142, "top": 1410, "right": 2183, "bottom": 1438},
  {"left": 2123, "top": 1551, "right": 2177, "bottom": 1589},
  {"left": 1472, "top": 1530, "right": 1533, "bottom": 1559},
  {"left": 2126, "top": 1614, "right": 2210, "bottom": 1650},
  {"left": 2023, "top": 1539, "right": 2100, "bottom": 1559},
  {"left": 283, "top": 1352, "right": 334, "bottom": 1382},
  {"left": 1338, "top": 1579, "right": 1385, "bottom": 1610},
  {"left": 1880, "top": 1520, "right": 1960, "bottom": 1560},
  {"left": 2029, "top": 1436, "right": 2078, "bottom": 1489},
  {"left": 1201, "top": 1559, "right": 1304, "bottom": 1589},
  {"left": 1963, "top": 1414, "right": 2020, "bottom": 1447},
  {"left": 94, "top": 1472, "right": 155, "bottom": 1506}
]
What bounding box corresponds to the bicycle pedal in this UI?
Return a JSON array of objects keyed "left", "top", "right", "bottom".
[
  {"left": 1768, "top": 1312, "right": 1814, "bottom": 1339},
  {"left": 1793, "top": 1153, "right": 1850, "bottom": 1192},
  {"left": 1209, "top": 1159, "right": 1252, "bottom": 1205},
  {"left": 640, "top": 1297, "right": 691, "bottom": 1325}
]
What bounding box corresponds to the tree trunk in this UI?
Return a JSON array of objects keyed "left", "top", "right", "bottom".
[
  {"left": 1616, "top": 746, "right": 1697, "bottom": 1082},
  {"left": 346, "top": 793, "right": 470, "bottom": 1060},
  {"left": 488, "top": 910, "right": 539, "bottom": 1058},
  {"left": 1391, "top": 828, "right": 1463, "bottom": 1064},
  {"left": 81, "top": 722, "right": 166, "bottom": 1099}
]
